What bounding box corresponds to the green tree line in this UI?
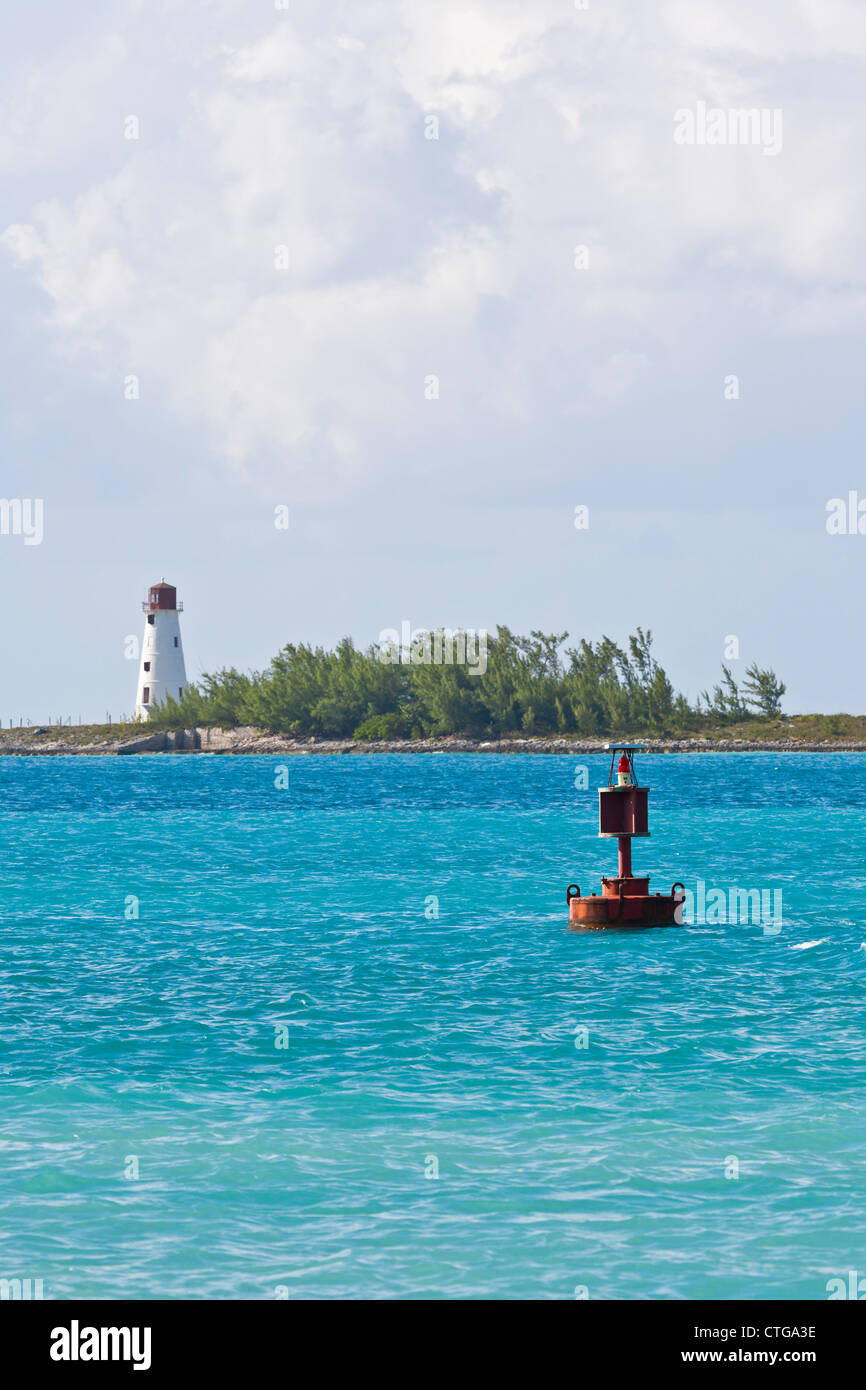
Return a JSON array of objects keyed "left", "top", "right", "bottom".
[{"left": 146, "top": 627, "right": 785, "bottom": 738}]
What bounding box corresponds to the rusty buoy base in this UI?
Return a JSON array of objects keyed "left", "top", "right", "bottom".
[{"left": 567, "top": 877, "right": 685, "bottom": 930}]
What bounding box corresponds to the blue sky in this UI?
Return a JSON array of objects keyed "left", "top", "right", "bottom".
[{"left": 1, "top": 0, "right": 864, "bottom": 721}]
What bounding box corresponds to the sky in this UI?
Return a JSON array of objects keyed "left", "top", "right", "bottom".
[{"left": 1, "top": 0, "right": 864, "bottom": 722}]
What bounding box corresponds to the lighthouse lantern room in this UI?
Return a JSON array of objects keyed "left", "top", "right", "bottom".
[{"left": 134, "top": 581, "right": 187, "bottom": 721}]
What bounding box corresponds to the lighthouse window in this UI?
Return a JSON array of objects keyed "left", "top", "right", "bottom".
[
  {"left": 179, "top": 687, "right": 183, "bottom": 698},
  {"left": 174, "top": 636, "right": 178, "bottom": 647},
  {"left": 143, "top": 662, "right": 151, "bottom": 672},
  {"left": 142, "top": 687, "right": 150, "bottom": 704},
  {"left": 147, "top": 614, "right": 155, "bottom": 625}
]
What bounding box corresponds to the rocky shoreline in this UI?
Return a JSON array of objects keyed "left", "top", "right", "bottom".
[{"left": 1, "top": 725, "right": 866, "bottom": 756}]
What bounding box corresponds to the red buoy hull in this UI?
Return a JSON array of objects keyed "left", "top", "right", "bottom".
[{"left": 568, "top": 892, "right": 682, "bottom": 930}]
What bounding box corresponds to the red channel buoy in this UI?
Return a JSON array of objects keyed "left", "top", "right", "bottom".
[{"left": 567, "top": 744, "right": 685, "bottom": 929}]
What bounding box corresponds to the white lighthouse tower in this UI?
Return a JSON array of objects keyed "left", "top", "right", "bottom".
[{"left": 135, "top": 581, "right": 187, "bottom": 721}]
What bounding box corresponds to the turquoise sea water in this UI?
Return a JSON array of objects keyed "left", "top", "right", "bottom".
[{"left": 0, "top": 752, "right": 864, "bottom": 1301}]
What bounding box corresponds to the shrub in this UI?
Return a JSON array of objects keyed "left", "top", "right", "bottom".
[{"left": 353, "top": 711, "right": 409, "bottom": 741}]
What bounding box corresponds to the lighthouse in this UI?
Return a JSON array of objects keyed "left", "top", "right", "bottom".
[{"left": 134, "top": 581, "right": 187, "bottom": 721}]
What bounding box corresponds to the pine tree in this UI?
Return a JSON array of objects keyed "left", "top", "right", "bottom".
[{"left": 742, "top": 663, "right": 786, "bottom": 717}]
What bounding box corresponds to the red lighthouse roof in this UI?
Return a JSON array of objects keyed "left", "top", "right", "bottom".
[{"left": 142, "top": 581, "right": 182, "bottom": 613}]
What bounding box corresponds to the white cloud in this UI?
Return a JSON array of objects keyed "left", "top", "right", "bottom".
[
  {"left": 0, "top": 33, "right": 128, "bottom": 174},
  {"left": 590, "top": 351, "right": 649, "bottom": 400},
  {"left": 662, "top": 0, "right": 866, "bottom": 61},
  {"left": 4, "top": 0, "right": 866, "bottom": 499}
]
